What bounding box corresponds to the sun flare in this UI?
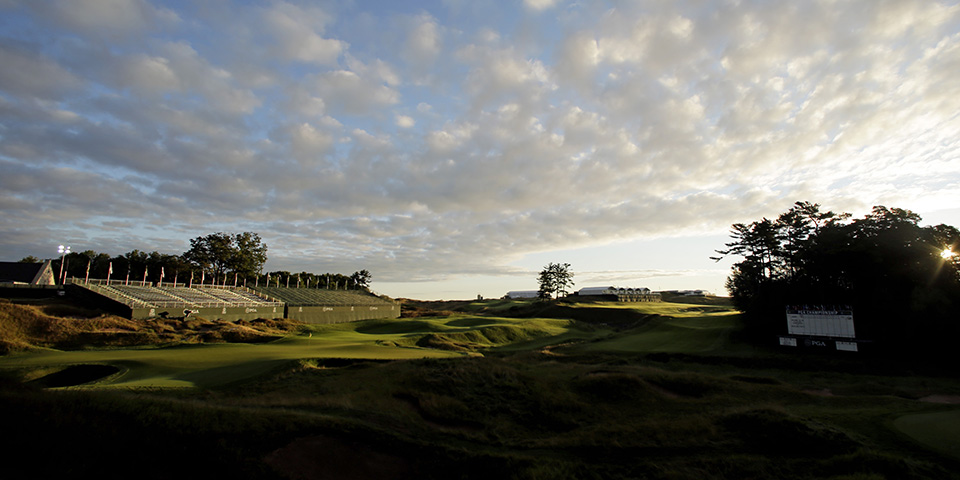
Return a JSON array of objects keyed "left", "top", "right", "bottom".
[{"left": 942, "top": 248, "right": 955, "bottom": 259}]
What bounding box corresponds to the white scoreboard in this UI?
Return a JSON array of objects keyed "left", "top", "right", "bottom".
[{"left": 785, "top": 306, "right": 855, "bottom": 339}]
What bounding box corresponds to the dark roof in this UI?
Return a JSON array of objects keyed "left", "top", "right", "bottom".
[{"left": 0, "top": 261, "right": 48, "bottom": 284}]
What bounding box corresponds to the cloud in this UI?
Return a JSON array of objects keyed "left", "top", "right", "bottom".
[
  {"left": 524, "top": 0, "right": 560, "bottom": 12},
  {"left": 31, "top": 0, "right": 180, "bottom": 39},
  {"left": 0, "top": 42, "right": 81, "bottom": 99},
  {"left": 309, "top": 69, "right": 400, "bottom": 115},
  {"left": 1, "top": 0, "right": 959, "bottom": 295},
  {"left": 261, "top": 2, "right": 345, "bottom": 65},
  {"left": 402, "top": 12, "right": 442, "bottom": 70}
]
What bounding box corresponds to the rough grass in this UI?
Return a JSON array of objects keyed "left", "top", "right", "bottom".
[
  {"left": 6, "top": 352, "right": 956, "bottom": 479},
  {"left": 3, "top": 296, "right": 960, "bottom": 478},
  {"left": 0, "top": 300, "right": 304, "bottom": 353}
]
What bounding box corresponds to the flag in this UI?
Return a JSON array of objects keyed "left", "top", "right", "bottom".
[
  {"left": 201, "top": 270, "right": 205, "bottom": 284},
  {"left": 85, "top": 259, "right": 91, "bottom": 283},
  {"left": 160, "top": 267, "right": 165, "bottom": 287},
  {"left": 234, "top": 272, "right": 238, "bottom": 287},
  {"left": 107, "top": 262, "right": 113, "bottom": 283},
  {"left": 189, "top": 271, "right": 193, "bottom": 288}
]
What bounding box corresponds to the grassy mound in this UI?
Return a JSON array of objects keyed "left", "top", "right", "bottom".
[
  {"left": 0, "top": 299, "right": 303, "bottom": 353},
  {"left": 413, "top": 324, "right": 554, "bottom": 351}
]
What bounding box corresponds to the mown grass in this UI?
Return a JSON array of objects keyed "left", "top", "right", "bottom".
[{"left": 894, "top": 410, "right": 960, "bottom": 460}]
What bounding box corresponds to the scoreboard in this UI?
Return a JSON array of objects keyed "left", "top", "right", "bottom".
[
  {"left": 785, "top": 306, "right": 855, "bottom": 338},
  {"left": 781, "top": 306, "right": 859, "bottom": 352}
]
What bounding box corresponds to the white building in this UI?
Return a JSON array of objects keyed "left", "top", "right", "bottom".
[
  {"left": 577, "top": 286, "right": 618, "bottom": 296},
  {"left": 577, "top": 285, "right": 660, "bottom": 302}
]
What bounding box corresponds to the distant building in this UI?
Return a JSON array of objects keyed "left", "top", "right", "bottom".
[
  {"left": 577, "top": 286, "right": 618, "bottom": 296},
  {"left": 0, "top": 261, "right": 56, "bottom": 286},
  {"left": 504, "top": 290, "right": 540, "bottom": 299},
  {"left": 577, "top": 286, "right": 660, "bottom": 302}
]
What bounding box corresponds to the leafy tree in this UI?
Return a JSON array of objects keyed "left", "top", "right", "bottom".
[
  {"left": 18, "top": 256, "right": 40, "bottom": 263},
  {"left": 350, "top": 269, "right": 372, "bottom": 290},
  {"left": 182, "top": 232, "right": 267, "bottom": 280},
  {"left": 537, "top": 262, "right": 574, "bottom": 300},
  {"left": 231, "top": 232, "right": 268, "bottom": 278},
  {"left": 715, "top": 202, "right": 960, "bottom": 356}
]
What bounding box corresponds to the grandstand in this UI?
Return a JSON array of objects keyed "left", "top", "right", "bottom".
[
  {"left": 251, "top": 287, "right": 399, "bottom": 323},
  {"left": 71, "top": 279, "right": 399, "bottom": 323},
  {"left": 77, "top": 280, "right": 283, "bottom": 321}
]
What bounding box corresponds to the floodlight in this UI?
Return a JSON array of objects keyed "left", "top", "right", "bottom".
[{"left": 57, "top": 244, "right": 71, "bottom": 285}]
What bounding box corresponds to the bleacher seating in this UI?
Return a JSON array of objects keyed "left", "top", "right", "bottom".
[
  {"left": 71, "top": 279, "right": 394, "bottom": 320},
  {"left": 76, "top": 281, "right": 281, "bottom": 309},
  {"left": 251, "top": 287, "right": 393, "bottom": 306}
]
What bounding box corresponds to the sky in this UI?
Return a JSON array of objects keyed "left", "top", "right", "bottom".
[{"left": 2, "top": 0, "right": 960, "bottom": 300}]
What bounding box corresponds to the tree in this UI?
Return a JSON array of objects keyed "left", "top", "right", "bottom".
[
  {"left": 18, "top": 256, "right": 40, "bottom": 263},
  {"left": 182, "top": 232, "right": 268, "bottom": 280},
  {"left": 716, "top": 201, "right": 960, "bottom": 355},
  {"left": 350, "top": 269, "right": 372, "bottom": 290},
  {"left": 537, "top": 262, "right": 574, "bottom": 300}
]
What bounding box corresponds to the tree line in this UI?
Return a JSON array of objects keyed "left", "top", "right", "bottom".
[
  {"left": 20, "top": 232, "right": 372, "bottom": 291},
  {"left": 713, "top": 201, "right": 960, "bottom": 355}
]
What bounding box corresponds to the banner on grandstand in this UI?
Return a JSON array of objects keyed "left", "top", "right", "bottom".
[{"left": 785, "top": 306, "right": 855, "bottom": 338}]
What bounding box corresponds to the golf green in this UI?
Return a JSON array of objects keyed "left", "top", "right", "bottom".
[{"left": 894, "top": 409, "right": 960, "bottom": 460}]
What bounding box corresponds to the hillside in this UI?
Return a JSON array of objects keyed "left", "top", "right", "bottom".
[{"left": 0, "top": 298, "right": 303, "bottom": 353}]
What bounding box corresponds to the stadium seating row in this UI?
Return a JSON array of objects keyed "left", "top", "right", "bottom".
[
  {"left": 250, "top": 287, "right": 393, "bottom": 306},
  {"left": 74, "top": 280, "right": 393, "bottom": 310}
]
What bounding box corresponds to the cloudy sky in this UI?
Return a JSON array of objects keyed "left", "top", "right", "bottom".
[{"left": 2, "top": 0, "right": 960, "bottom": 299}]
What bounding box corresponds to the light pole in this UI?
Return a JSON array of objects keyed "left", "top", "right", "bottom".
[{"left": 57, "top": 244, "right": 71, "bottom": 285}]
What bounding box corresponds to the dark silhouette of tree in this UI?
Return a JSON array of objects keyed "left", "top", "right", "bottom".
[
  {"left": 538, "top": 262, "right": 574, "bottom": 300},
  {"left": 350, "top": 269, "right": 372, "bottom": 290},
  {"left": 715, "top": 201, "right": 960, "bottom": 356}
]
